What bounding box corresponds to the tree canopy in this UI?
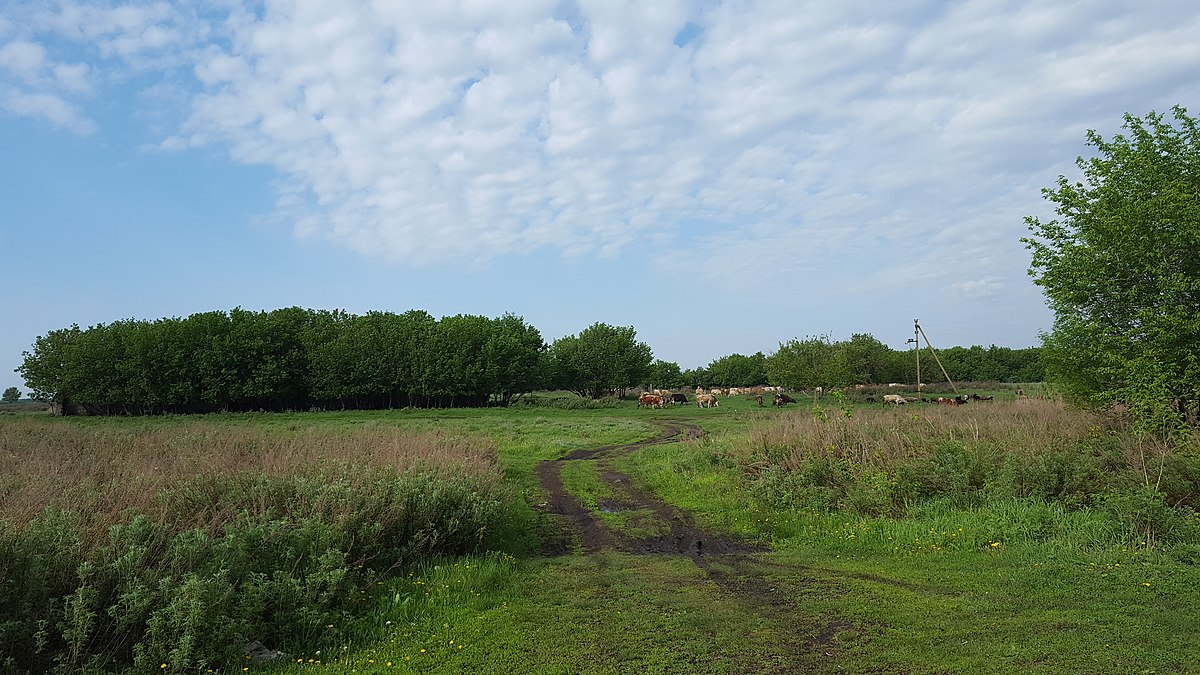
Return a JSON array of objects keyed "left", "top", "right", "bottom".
[
  {"left": 547, "top": 323, "right": 653, "bottom": 399},
  {"left": 1024, "top": 106, "right": 1200, "bottom": 431},
  {"left": 17, "top": 308, "right": 546, "bottom": 413}
]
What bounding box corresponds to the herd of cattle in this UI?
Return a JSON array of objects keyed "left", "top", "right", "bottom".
[
  {"left": 637, "top": 387, "right": 802, "bottom": 409},
  {"left": 638, "top": 388, "right": 995, "bottom": 409},
  {"left": 882, "top": 393, "right": 995, "bottom": 406}
]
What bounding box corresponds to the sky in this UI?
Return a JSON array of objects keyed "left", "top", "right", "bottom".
[{"left": 2, "top": 1, "right": 1198, "bottom": 396}]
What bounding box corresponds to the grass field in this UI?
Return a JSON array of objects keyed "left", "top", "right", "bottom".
[{"left": 2, "top": 391, "right": 1198, "bottom": 673}]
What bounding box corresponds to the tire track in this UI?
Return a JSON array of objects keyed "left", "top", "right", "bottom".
[{"left": 534, "top": 419, "right": 851, "bottom": 665}]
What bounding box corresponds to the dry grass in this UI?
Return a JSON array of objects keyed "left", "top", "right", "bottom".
[
  {"left": 0, "top": 417, "right": 500, "bottom": 538},
  {"left": 742, "top": 398, "right": 1119, "bottom": 470}
]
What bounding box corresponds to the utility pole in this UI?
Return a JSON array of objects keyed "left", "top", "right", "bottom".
[
  {"left": 906, "top": 319, "right": 920, "bottom": 389},
  {"left": 916, "top": 321, "right": 959, "bottom": 395}
]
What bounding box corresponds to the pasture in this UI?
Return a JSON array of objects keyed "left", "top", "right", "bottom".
[{"left": 1, "top": 391, "right": 1198, "bottom": 673}]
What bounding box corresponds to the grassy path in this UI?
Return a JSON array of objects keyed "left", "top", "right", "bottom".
[{"left": 260, "top": 403, "right": 1200, "bottom": 674}]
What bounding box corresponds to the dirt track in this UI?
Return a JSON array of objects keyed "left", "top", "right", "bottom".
[{"left": 535, "top": 419, "right": 849, "bottom": 663}]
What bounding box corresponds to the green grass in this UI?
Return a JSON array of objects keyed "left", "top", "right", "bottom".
[{"left": 11, "top": 392, "right": 1200, "bottom": 674}]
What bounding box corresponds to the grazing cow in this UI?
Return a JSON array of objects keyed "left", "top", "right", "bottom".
[
  {"left": 883, "top": 394, "right": 907, "bottom": 406},
  {"left": 638, "top": 394, "right": 664, "bottom": 409},
  {"left": 670, "top": 393, "right": 689, "bottom": 405},
  {"left": 696, "top": 393, "right": 717, "bottom": 408},
  {"left": 774, "top": 393, "right": 796, "bottom": 406}
]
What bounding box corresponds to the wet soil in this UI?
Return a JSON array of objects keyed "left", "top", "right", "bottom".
[{"left": 535, "top": 419, "right": 853, "bottom": 662}]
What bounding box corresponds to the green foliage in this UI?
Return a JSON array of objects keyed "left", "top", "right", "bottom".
[
  {"left": 645, "top": 359, "right": 684, "bottom": 389},
  {"left": 766, "top": 334, "right": 851, "bottom": 391},
  {"left": 1025, "top": 106, "right": 1200, "bottom": 431},
  {"left": 704, "top": 352, "right": 767, "bottom": 387},
  {"left": 17, "top": 309, "right": 545, "bottom": 414},
  {"left": 547, "top": 323, "right": 653, "bottom": 399},
  {"left": 0, "top": 468, "right": 503, "bottom": 674},
  {"left": 0, "top": 388, "right": 19, "bottom": 404}
]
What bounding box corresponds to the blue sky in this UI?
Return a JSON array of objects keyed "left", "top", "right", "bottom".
[{"left": 2, "top": 0, "right": 1198, "bottom": 396}]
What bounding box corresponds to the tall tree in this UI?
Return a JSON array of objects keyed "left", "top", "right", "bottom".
[
  {"left": 549, "top": 323, "right": 653, "bottom": 398},
  {"left": 1024, "top": 106, "right": 1200, "bottom": 430},
  {"left": 1, "top": 387, "right": 20, "bottom": 404}
]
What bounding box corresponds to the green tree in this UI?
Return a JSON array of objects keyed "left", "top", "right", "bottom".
[
  {"left": 18, "top": 325, "right": 81, "bottom": 410},
  {"left": 548, "top": 323, "right": 653, "bottom": 399},
  {"left": 706, "top": 353, "right": 768, "bottom": 386},
  {"left": 1024, "top": 106, "right": 1200, "bottom": 430},
  {"left": 842, "top": 333, "right": 896, "bottom": 384},
  {"left": 646, "top": 359, "right": 684, "bottom": 389},
  {"left": 1, "top": 387, "right": 20, "bottom": 403},
  {"left": 766, "top": 335, "right": 851, "bottom": 393}
]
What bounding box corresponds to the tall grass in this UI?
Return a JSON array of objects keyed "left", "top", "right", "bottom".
[
  {"left": 732, "top": 399, "right": 1200, "bottom": 545},
  {"left": 0, "top": 418, "right": 507, "bottom": 674},
  {"left": 0, "top": 418, "right": 499, "bottom": 545}
]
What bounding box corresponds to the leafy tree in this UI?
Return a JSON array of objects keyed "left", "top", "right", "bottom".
[
  {"left": 484, "top": 313, "right": 546, "bottom": 405},
  {"left": 842, "top": 333, "right": 896, "bottom": 384},
  {"left": 1024, "top": 107, "right": 1200, "bottom": 430},
  {"left": 681, "top": 367, "right": 710, "bottom": 388},
  {"left": 549, "top": 323, "right": 653, "bottom": 398},
  {"left": 706, "top": 353, "right": 768, "bottom": 386},
  {"left": 18, "top": 325, "right": 80, "bottom": 408},
  {"left": 766, "top": 335, "right": 850, "bottom": 392},
  {"left": 1, "top": 387, "right": 20, "bottom": 403},
  {"left": 646, "top": 359, "right": 684, "bottom": 389}
]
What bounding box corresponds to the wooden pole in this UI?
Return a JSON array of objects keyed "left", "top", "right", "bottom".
[
  {"left": 916, "top": 323, "right": 958, "bottom": 394},
  {"left": 914, "top": 319, "right": 921, "bottom": 390}
]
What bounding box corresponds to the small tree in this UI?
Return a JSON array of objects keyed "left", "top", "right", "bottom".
[
  {"left": 766, "top": 335, "right": 851, "bottom": 393},
  {"left": 1, "top": 387, "right": 20, "bottom": 403},
  {"left": 1024, "top": 106, "right": 1200, "bottom": 431}
]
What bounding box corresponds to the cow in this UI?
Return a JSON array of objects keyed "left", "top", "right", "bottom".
[
  {"left": 883, "top": 394, "right": 907, "bottom": 406},
  {"left": 670, "top": 393, "right": 689, "bottom": 405},
  {"left": 774, "top": 393, "right": 796, "bottom": 406},
  {"left": 638, "top": 393, "right": 664, "bottom": 409},
  {"left": 696, "top": 393, "right": 719, "bottom": 408}
]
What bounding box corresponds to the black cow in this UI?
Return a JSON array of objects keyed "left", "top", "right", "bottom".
[
  {"left": 670, "top": 393, "right": 689, "bottom": 405},
  {"left": 774, "top": 393, "right": 796, "bottom": 406}
]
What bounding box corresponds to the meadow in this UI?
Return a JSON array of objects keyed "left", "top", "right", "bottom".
[{"left": 1, "top": 391, "right": 1198, "bottom": 673}]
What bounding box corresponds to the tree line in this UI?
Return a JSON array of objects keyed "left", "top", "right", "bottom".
[
  {"left": 18, "top": 307, "right": 1041, "bottom": 415},
  {"left": 18, "top": 308, "right": 548, "bottom": 414},
  {"left": 648, "top": 334, "right": 1042, "bottom": 391}
]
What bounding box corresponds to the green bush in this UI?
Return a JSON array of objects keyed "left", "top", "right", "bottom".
[{"left": 0, "top": 468, "right": 503, "bottom": 674}]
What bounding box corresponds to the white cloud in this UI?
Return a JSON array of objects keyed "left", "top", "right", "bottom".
[
  {"left": 0, "top": 40, "right": 46, "bottom": 81},
  {"left": 3, "top": 0, "right": 1200, "bottom": 291},
  {"left": 0, "top": 86, "right": 95, "bottom": 134}
]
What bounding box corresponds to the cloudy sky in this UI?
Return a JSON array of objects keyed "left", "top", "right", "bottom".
[{"left": 2, "top": 0, "right": 1198, "bottom": 395}]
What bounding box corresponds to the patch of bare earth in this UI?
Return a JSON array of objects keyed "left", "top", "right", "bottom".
[{"left": 535, "top": 420, "right": 853, "bottom": 671}]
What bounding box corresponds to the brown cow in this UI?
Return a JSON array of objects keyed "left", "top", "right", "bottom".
[{"left": 638, "top": 393, "right": 664, "bottom": 409}]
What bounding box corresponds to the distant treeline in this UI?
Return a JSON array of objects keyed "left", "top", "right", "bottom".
[
  {"left": 658, "top": 335, "right": 1043, "bottom": 391},
  {"left": 17, "top": 309, "right": 1043, "bottom": 415},
  {"left": 18, "top": 308, "right": 544, "bottom": 414}
]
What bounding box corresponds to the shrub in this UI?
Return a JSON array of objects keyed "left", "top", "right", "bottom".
[{"left": 0, "top": 420, "right": 506, "bottom": 674}]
